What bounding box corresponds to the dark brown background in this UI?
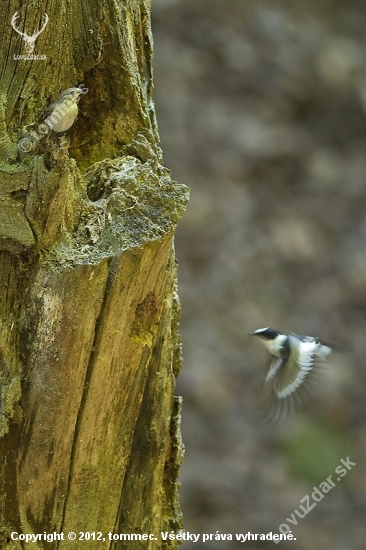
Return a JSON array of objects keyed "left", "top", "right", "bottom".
[{"left": 152, "top": 1, "right": 366, "bottom": 548}]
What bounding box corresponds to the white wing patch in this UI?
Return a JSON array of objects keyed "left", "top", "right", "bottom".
[{"left": 276, "top": 337, "right": 317, "bottom": 399}]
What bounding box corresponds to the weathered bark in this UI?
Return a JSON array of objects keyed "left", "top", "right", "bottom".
[{"left": 0, "top": 0, "right": 188, "bottom": 548}]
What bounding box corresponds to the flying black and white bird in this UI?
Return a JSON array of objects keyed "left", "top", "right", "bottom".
[{"left": 250, "top": 327, "right": 333, "bottom": 422}]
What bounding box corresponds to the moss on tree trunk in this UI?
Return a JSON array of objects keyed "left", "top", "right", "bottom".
[{"left": 0, "top": 0, "right": 188, "bottom": 547}]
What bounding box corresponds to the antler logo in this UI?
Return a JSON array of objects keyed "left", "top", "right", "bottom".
[{"left": 11, "top": 12, "right": 49, "bottom": 54}]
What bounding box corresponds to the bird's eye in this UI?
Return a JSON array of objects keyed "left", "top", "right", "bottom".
[{"left": 70, "top": 90, "right": 75, "bottom": 95}]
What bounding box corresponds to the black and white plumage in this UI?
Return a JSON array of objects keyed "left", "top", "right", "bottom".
[{"left": 250, "top": 327, "right": 332, "bottom": 422}]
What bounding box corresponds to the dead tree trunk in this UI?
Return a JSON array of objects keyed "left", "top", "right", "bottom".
[{"left": 0, "top": 1, "right": 188, "bottom": 548}]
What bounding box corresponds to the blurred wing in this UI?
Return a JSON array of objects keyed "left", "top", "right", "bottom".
[
  {"left": 265, "top": 356, "right": 283, "bottom": 381},
  {"left": 261, "top": 336, "right": 330, "bottom": 423},
  {"left": 258, "top": 354, "right": 283, "bottom": 398},
  {"left": 273, "top": 335, "right": 316, "bottom": 398}
]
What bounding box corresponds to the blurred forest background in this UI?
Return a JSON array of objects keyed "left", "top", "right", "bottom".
[{"left": 152, "top": 1, "right": 366, "bottom": 548}]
